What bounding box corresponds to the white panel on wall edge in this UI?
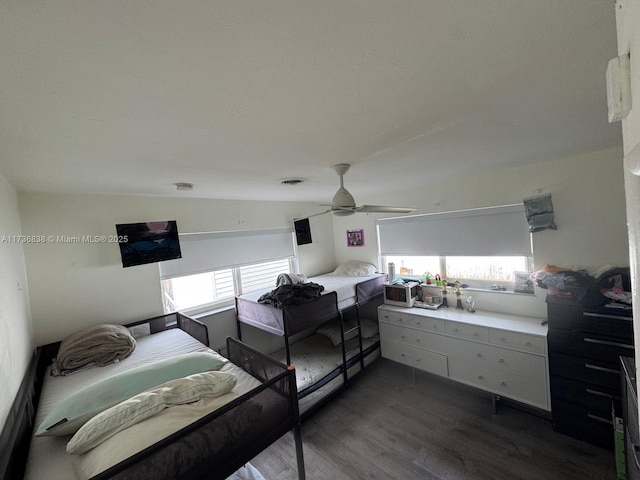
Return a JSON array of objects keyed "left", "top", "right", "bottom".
[{"left": 607, "top": 53, "right": 632, "bottom": 123}]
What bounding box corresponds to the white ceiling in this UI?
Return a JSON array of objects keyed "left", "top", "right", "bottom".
[{"left": 0, "top": 1, "right": 622, "bottom": 205}]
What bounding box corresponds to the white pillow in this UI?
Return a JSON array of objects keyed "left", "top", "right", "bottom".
[
  {"left": 66, "top": 370, "right": 237, "bottom": 454},
  {"left": 276, "top": 273, "right": 308, "bottom": 286},
  {"left": 360, "top": 319, "right": 380, "bottom": 339},
  {"left": 316, "top": 319, "right": 379, "bottom": 346},
  {"left": 316, "top": 323, "right": 358, "bottom": 346},
  {"left": 332, "top": 261, "right": 377, "bottom": 276}
]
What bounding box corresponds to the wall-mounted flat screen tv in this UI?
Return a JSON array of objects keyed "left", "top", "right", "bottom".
[{"left": 116, "top": 220, "right": 182, "bottom": 268}]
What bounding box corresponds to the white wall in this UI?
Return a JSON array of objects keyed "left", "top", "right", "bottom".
[
  {"left": 18, "top": 193, "right": 334, "bottom": 346},
  {"left": 332, "top": 147, "right": 629, "bottom": 318},
  {"left": 0, "top": 172, "right": 33, "bottom": 431},
  {"left": 18, "top": 146, "right": 629, "bottom": 349},
  {"left": 614, "top": 0, "right": 640, "bottom": 418}
]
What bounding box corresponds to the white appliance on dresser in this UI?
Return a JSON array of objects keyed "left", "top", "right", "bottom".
[{"left": 378, "top": 304, "right": 550, "bottom": 411}]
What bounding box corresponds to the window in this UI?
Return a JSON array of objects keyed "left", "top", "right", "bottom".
[
  {"left": 382, "top": 255, "right": 532, "bottom": 289},
  {"left": 162, "top": 258, "right": 291, "bottom": 314},
  {"left": 378, "top": 204, "right": 533, "bottom": 291},
  {"left": 158, "top": 227, "right": 296, "bottom": 314}
]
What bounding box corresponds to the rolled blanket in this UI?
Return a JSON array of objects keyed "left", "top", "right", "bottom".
[{"left": 55, "top": 324, "right": 136, "bottom": 373}]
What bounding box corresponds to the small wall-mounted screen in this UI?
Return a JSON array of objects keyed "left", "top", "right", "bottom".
[{"left": 116, "top": 220, "right": 181, "bottom": 268}]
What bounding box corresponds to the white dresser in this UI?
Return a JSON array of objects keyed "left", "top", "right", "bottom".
[{"left": 379, "top": 304, "right": 550, "bottom": 411}]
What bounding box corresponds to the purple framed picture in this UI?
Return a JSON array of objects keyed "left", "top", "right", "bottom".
[{"left": 346, "top": 229, "right": 364, "bottom": 247}]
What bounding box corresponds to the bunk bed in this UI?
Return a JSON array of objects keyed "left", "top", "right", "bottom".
[
  {"left": 235, "top": 263, "right": 386, "bottom": 417},
  {"left": 1, "top": 312, "right": 305, "bottom": 480}
]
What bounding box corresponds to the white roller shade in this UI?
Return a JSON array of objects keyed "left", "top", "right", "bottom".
[
  {"left": 159, "top": 228, "right": 295, "bottom": 279},
  {"left": 377, "top": 204, "right": 532, "bottom": 256}
]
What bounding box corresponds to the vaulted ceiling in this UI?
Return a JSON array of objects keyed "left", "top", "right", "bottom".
[{"left": 0, "top": 1, "right": 622, "bottom": 204}]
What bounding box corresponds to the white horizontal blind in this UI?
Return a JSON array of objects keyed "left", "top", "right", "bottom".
[
  {"left": 239, "top": 259, "right": 290, "bottom": 293},
  {"left": 377, "top": 204, "right": 532, "bottom": 256},
  {"left": 159, "top": 228, "right": 295, "bottom": 280}
]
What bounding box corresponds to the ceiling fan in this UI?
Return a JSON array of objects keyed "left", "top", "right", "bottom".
[{"left": 305, "top": 164, "right": 417, "bottom": 218}]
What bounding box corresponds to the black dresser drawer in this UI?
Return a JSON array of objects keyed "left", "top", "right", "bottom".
[
  {"left": 548, "top": 330, "right": 634, "bottom": 365},
  {"left": 550, "top": 375, "right": 621, "bottom": 414},
  {"left": 551, "top": 405, "right": 614, "bottom": 450},
  {"left": 549, "top": 351, "right": 622, "bottom": 391}
]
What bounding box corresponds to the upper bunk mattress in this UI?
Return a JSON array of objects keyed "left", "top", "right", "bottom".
[{"left": 236, "top": 273, "right": 386, "bottom": 336}]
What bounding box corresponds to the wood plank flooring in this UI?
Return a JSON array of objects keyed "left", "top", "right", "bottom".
[{"left": 251, "top": 358, "right": 617, "bottom": 480}]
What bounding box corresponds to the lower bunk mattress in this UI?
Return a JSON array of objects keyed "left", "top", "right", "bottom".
[
  {"left": 25, "top": 329, "right": 264, "bottom": 480},
  {"left": 270, "top": 316, "right": 381, "bottom": 417}
]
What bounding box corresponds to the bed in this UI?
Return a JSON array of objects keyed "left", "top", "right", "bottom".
[
  {"left": 235, "top": 262, "right": 386, "bottom": 417},
  {"left": 1, "top": 312, "right": 305, "bottom": 480}
]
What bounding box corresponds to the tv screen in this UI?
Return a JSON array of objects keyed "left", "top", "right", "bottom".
[{"left": 116, "top": 220, "right": 182, "bottom": 268}]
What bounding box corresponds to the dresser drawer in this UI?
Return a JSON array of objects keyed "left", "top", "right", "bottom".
[
  {"left": 445, "top": 321, "right": 489, "bottom": 342},
  {"left": 490, "top": 328, "right": 546, "bottom": 355},
  {"left": 547, "top": 327, "right": 634, "bottom": 360},
  {"left": 378, "top": 309, "right": 414, "bottom": 328},
  {"left": 551, "top": 402, "right": 614, "bottom": 449},
  {"left": 410, "top": 316, "right": 446, "bottom": 334},
  {"left": 550, "top": 375, "right": 620, "bottom": 416},
  {"left": 448, "top": 357, "right": 549, "bottom": 410},
  {"left": 549, "top": 351, "right": 623, "bottom": 391},
  {"left": 379, "top": 322, "right": 446, "bottom": 354},
  {"left": 548, "top": 301, "right": 633, "bottom": 339},
  {"left": 447, "top": 337, "right": 546, "bottom": 381},
  {"left": 379, "top": 309, "right": 445, "bottom": 334},
  {"left": 380, "top": 340, "right": 448, "bottom": 377}
]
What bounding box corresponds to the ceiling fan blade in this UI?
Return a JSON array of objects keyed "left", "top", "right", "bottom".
[
  {"left": 294, "top": 209, "right": 333, "bottom": 220},
  {"left": 356, "top": 205, "right": 417, "bottom": 214}
]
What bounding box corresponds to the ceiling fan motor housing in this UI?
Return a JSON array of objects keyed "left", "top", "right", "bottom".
[{"left": 332, "top": 187, "right": 356, "bottom": 209}]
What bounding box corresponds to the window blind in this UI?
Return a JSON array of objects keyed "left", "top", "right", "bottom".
[
  {"left": 377, "top": 204, "right": 532, "bottom": 256},
  {"left": 159, "top": 228, "right": 295, "bottom": 280}
]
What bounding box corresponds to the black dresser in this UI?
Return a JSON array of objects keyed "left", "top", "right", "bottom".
[{"left": 546, "top": 295, "right": 634, "bottom": 449}]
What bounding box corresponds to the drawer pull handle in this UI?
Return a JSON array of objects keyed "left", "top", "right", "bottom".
[
  {"left": 415, "top": 358, "right": 420, "bottom": 362},
  {"left": 525, "top": 342, "right": 532, "bottom": 346},
  {"left": 478, "top": 375, "right": 483, "bottom": 380},
  {"left": 476, "top": 353, "right": 482, "bottom": 358},
  {"left": 584, "top": 311, "right": 632, "bottom": 321},
  {"left": 583, "top": 337, "right": 634, "bottom": 350},
  {"left": 416, "top": 321, "right": 421, "bottom": 325},
  {"left": 400, "top": 353, "right": 406, "bottom": 357},
  {"left": 453, "top": 328, "right": 459, "bottom": 332},
  {"left": 586, "top": 388, "right": 614, "bottom": 399},
  {"left": 501, "top": 381, "right": 506, "bottom": 387},
  {"left": 585, "top": 363, "right": 620, "bottom": 374},
  {"left": 500, "top": 337, "right": 506, "bottom": 341},
  {"left": 499, "top": 358, "right": 505, "bottom": 364},
  {"left": 400, "top": 335, "right": 405, "bottom": 339},
  {"left": 415, "top": 338, "right": 420, "bottom": 342},
  {"left": 432, "top": 324, "right": 437, "bottom": 328},
  {"left": 587, "top": 413, "right": 613, "bottom": 425}
]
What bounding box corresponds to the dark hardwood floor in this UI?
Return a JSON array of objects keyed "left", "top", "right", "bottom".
[{"left": 251, "top": 358, "right": 617, "bottom": 480}]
